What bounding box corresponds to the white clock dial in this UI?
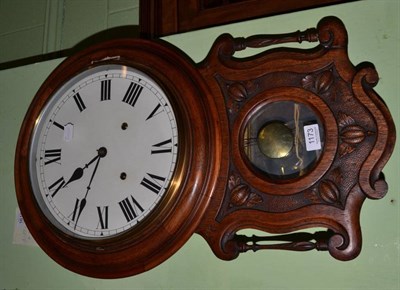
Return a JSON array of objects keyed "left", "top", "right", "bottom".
[{"left": 29, "top": 64, "right": 179, "bottom": 238}]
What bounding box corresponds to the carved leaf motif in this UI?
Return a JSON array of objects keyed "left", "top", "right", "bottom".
[
  {"left": 315, "top": 70, "right": 334, "bottom": 94},
  {"left": 302, "top": 70, "right": 334, "bottom": 94},
  {"left": 228, "top": 82, "right": 247, "bottom": 102},
  {"left": 341, "top": 125, "right": 367, "bottom": 144},
  {"left": 230, "top": 184, "right": 251, "bottom": 207},
  {"left": 339, "top": 143, "right": 356, "bottom": 157},
  {"left": 227, "top": 82, "right": 248, "bottom": 114},
  {"left": 337, "top": 112, "right": 374, "bottom": 157},
  {"left": 246, "top": 193, "right": 263, "bottom": 207},
  {"left": 338, "top": 112, "right": 355, "bottom": 128},
  {"left": 302, "top": 75, "right": 315, "bottom": 91},
  {"left": 319, "top": 180, "right": 340, "bottom": 204},
  {"left": 318, "top": 168, "right": 342, "bottom": 206},
  {"left": 228, "top": 175, "right": 241, "bottom": 190},
  {"left": 228, "top": 175, "right": 262, "bottom": 208}
]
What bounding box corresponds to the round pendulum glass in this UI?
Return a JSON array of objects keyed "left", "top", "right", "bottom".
[{"left": 242, "top": 101, "right": 324, "bottom": 180}]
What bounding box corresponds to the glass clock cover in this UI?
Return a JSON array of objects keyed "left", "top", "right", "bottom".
[
  {"left": 29, "top": 64, "right": 178, "bottom": 238},
  {"left": 243, "top": 101, "right": 324, "bottom": 180}
]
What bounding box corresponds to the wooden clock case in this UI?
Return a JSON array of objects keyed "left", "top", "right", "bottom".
[
  {"left": 15, "top": 37, "right": 221, "bottom": 278},
  {"left": 194, "top": 16, "right": 395, "bottom": 262},
  {"left": 15, "top": 16, "right": 395, "bottom": 278}
]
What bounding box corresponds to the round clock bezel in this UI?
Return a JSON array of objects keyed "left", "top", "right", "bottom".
[
  {"left": 28, "top": 63, "right": 180, "bottom": 240},
  {"left": 15, "top": 38, "right": 219, "bottom": 278}
]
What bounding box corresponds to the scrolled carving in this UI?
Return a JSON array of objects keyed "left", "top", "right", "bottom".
[
  {"left": 196, "top": 16, "right": 395, "bottom": 265},
  {"left": 317, "top": 16, "right": 348, "bottom": 48},
  {"left": 228, "top": 175, "right": 262, "bottom": 208}
]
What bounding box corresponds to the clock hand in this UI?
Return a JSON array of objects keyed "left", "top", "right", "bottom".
[
  {"left": 74, "top": 147, "right": 107, "bottom": 229},
  {"left": 63, "top": 154, "right": 100, "bottom": 188}
]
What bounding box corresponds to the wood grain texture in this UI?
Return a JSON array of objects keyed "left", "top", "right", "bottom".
[
  {"left": 139, "top": 0, "right": 355, "bottom": 37},
  {"left": 14, "top": 38, "right": 221, "bottom": 278},
  {"left": 15, "top": 16, "right": 395, "bottom": 278},
  {"left": 195, "top": 16, "right": 396, "bottom": 262}
]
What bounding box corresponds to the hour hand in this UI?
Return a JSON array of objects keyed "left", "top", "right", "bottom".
[
  {"left": 63, "top": 167, "right": 84, "bottom": 187},
  {"left": 63, "top": 155, "right": 99, "bottom": 187}
]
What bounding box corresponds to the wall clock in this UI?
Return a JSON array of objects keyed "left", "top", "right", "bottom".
[{"left": 15, "top": 16, "right": 395, "bottom": 278}]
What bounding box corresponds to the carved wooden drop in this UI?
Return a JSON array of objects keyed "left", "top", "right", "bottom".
[{"left": 195, "top": 16, "right": 396, "bottom": 261}]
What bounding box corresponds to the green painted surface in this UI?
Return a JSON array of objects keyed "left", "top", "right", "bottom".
[{"left": 0, "top": 0, "right": 399, "bottom": 289}]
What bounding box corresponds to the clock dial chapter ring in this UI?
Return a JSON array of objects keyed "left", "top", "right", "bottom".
[
  {"left": 233, "top": 87, "right": 338, "bottom": 195},
  {"left": 28, "top": 64, "right": 180, "bottom": 241},
  {"left": 15, "top": 39, "right": 219, "bottom": 278}
]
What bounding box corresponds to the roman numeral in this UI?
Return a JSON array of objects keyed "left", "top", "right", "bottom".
[
  {"left": 118, "top": 195, "right": 144, "bottom": 222},
  {"left": 70, "top": 197, "right": 87, "bottom": 229},
  {"left": 146, "top": 103, "right": 163, "bottom": 120},
  {"left": 73, "top": 92, "right": 86, "bottom": 112},
  {"left": 101, "top": 79, "right": 111, "bottom": 101},
  {"left": 122, "top": 82, "right": 143, "bottom": 107},
  {"left": 97, "top": 206, "right": 109, "bottom": 229},
  {"left": 44, "top": 149, "right": 61, "bottom": 165},
  {"left": 140, "top": 173, "right": 166, "bottom": 194},
  {"left": 151, "top": 138, "right": 173, "bottom": 154},
  {"left": 71, "top": 198, "right": 80, "bottom": 222},
  {"left": 48, "top": 177, "right": 65, "bottom": 197},
  {"left": 51, "top": 120, "right": 64, "bottom": 130}
]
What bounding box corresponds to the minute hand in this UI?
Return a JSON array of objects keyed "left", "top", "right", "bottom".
[{"left": 74, "top": 147, "right": 107, "bottom": 229}]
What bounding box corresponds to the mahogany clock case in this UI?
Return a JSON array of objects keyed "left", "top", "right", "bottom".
[{"left": 14, "top": 16, "right": 395, "bottom": 278}]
